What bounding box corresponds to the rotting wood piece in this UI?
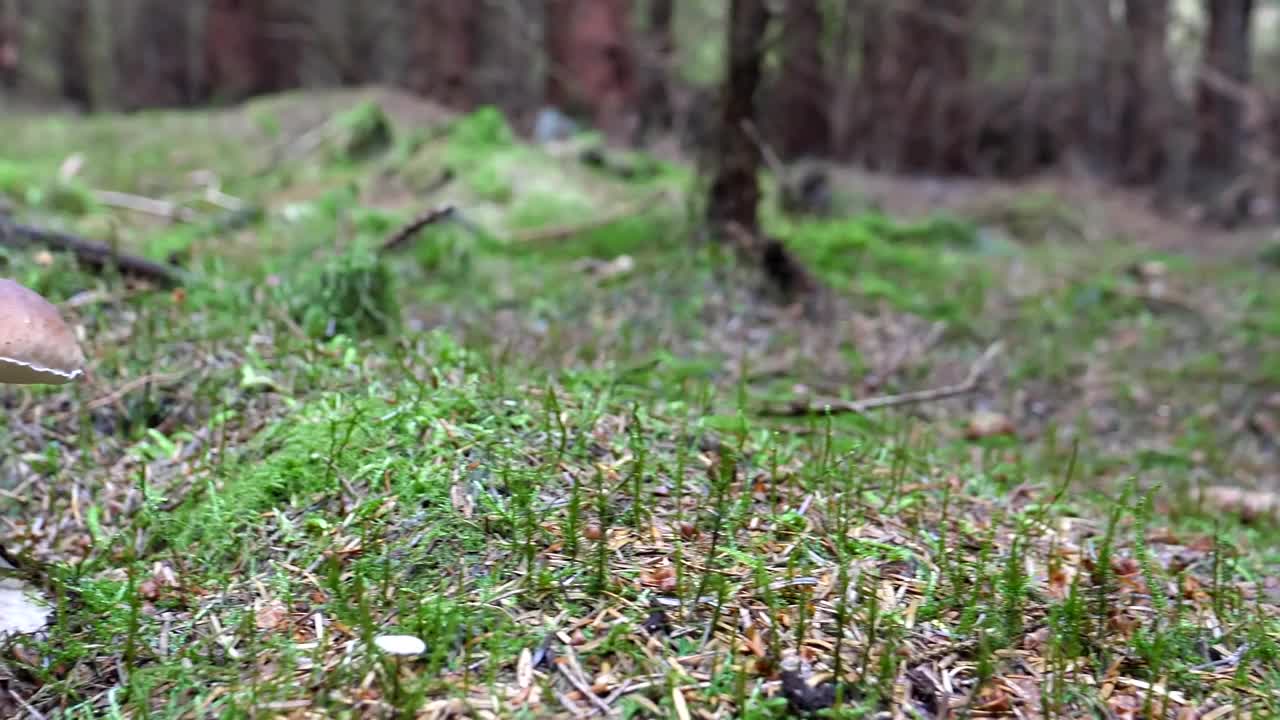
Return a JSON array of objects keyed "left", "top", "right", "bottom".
[{"left": 0, "top": 217, "right": 185, "bottom": 287}]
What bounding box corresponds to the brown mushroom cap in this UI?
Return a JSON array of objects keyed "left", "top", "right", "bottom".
[{"left": 0, "top": 279, "right": 86, "bottom": 384}]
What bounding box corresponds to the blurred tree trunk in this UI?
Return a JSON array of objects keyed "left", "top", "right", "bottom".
[
  {"left": 1117, "top": 0, "right": 1174, "bottom": 184},
  {"left": 856, "top": 1, "right": 894, "bottom": 168},
  {"left": 0, "top": 0, "right": 18, "bottom": 90},
  {"left": 1195, "top": 0, "right": 1255, "bottom": 182},
  {"left": 469, "top": 0, "right": 542, "bottom": 118},
  {"left": 707, "top": 0, "right": 768, "bottom": 233},
  {"left": 636, "top": 0, "right": 675, "bottom": 142},
  {"left": 407, "top": 0, "right": 476, "bottom": 108},
  {"left": 1078, "top": 0, "right": 1124, "bottom": 174},
  {"left": 858, "top": 0, "right": 975, "bottom": 172},
  {"left": 115, "top": 0, "right": 205, "bottom": 109},
  {"left": 543, "top": 0, "right": 636, "bottom": 142},
  {"left": 1029, "top": 0, "right": 1056, "bottom": 77},
  {"left": 708, "top": 0, "right": 819, "bottom": 307},
  {"left": 770, "top": 0, "right": 829, "bottom": 159},
  {"left": 1010, "top": 0, "right": 1058, "bottom": 175},
  {"left": 57, "top": 0, "right": 93, "bottom": 109},
  {"left": 205, "top": 0, "right": 300, "bottom": 101},
  {"left": 828, "top": 1, "right": 858, "bottom": 158},
  {"left": 544, "top": 0, "right": 575, "bottom": 110},
  {"left": 902, "top": 0, "right": 975, "bottom": 172}
]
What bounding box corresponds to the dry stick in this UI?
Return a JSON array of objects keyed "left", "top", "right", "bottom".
[
  {"left": 378, "top": 205, "right": 459, "bottom": 254},
  {"left": 0, "top": 217, "right": 185, "bottom": 287},
  {"left": 554, "top": 650, "right": 612, "bottom": 716},
  {"left": 202, "top": 186, "right": 248, "bottom": 213},
  {"left": 375, "top": 170, "right": 460, "bottom": 254},
  {"left": 763, "top": 341, "right": 1004, "bottom": 417},
  {"left": 512, "top": 191, "right": 668, "bottom": 244},
  {"left": 84, "top": 371, "right": 191, "bottom": 412},
  {"left": 6, "top": 689, "right": 47, "bottom": 720},
  {"left": 92, "top": 189, "right": 197, "bottom": 222}
]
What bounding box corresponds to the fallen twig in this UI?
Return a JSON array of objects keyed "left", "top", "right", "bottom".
[
  {"left": 762, "top": 341, "right": 1004, "bottom": 417},
  {"left": 6, "top": 688, "right": 46, "bottom": 720},
  {"left": 0, "top": 216, "right": 186, "bottom": 287},
  {"left": 554, "top": 649, "right": 612, "bottom": 716},
  {"left": 202, "top": 186, "right": 247, "bottom": 213},
  {"left": 84, "top": 370, "right": 191, "bottom": 413},
  {"left": 378, "top": 205, "right": 459, "bottom": 254},
  {"left": 512, "top": 191, "right": 666, "bottom": 244},
  {"left": 92, "top": 189, "right": 197, "bottom": 222}
]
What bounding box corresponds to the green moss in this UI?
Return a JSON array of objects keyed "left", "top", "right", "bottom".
[
  {"left": 0, "top": 160, "right": 40, "bottom": 199},
  {"left": 446, "top": 106, "right": 515, "bottom": 153},
  {"left": 776, "top": 214, "right": 989, "bottom": 323},
  {"left": 411, "top": 223, "right": 475, "bottom": 276},
  {"left": 294, "top": 247, "right": 401, "bottom": 339},
  {"left": 0, "top": 160, "right": 98, "bottom": 215},
  {"left": 164, "top": 365, "right": 485, "bottom": 579},
  {"left": 463, "top": 163, "right": 515, "bottom": 203},
  {"left": 507, "top": 191, "right": 595, "bottom": 230},
  {"left": 330, "top": 101, "right": 394, "bottom": 163}
]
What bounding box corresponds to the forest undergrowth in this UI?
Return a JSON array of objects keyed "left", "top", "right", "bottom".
[{"left": 0, "top": 88, "right": 1277, "bottom": 718}]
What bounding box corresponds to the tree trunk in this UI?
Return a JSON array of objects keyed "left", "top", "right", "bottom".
[
  {"left": 707, "top": 0, "right": 769, "bottom": 234},
  {"left": 407, "top": 0, "right": 476, "bottom": 108},
  {"left": 1010, "top": 0, "right": 1059, "bottom": 176},
  {"left": 1195, "top": 0, "right": 1255, "bottom": 183},
  {"left": 636, "top": 0, "right": 675, "bottom": 142},
  {"left": 1029, "top": 0, "right": 1057, "bottom": 78},
  {"left": 543, "top": 0, "right": 637, "bottom": 142},
  {"left": 770, "top": 0, "right": 829, "bottom": 159},
  {"left": 829, "top": 0, "right": 858, "bottom": 159},
  {"left": 115, "top": 0, "right": 204, "bottom": 109},
  {"left": 57, "top": 0, "right": 92, "bottom": 109},
  {"left": 900, "top": 0, "right": 975, "bottom": 173},
  {"left": 1117, "top": 0, "right": 1174, "bottom": 184},
  {"left": 205, "top": 0, "right": 300, "bottom": 102},
  {"left": 857, "top": 0, "right": 975, "bottom": 173},
  {"left": 1076, "top": 0, "right": 1124, "bottom": 175},
  {"left": 0, "top": 0, "right": 18, "bottom": 90},
  {"left": 855, "top": 0, "right": 895, "bottom": 169},
  {"left": 544, "top": 0, "right": 576, "bottom": 111}
]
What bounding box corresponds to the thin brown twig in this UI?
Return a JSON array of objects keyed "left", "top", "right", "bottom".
[
  {"left": 378, "top": 205, "right": 458, "bottom": 254},
  {"left": 761, "top": 341, "right": 1004, "bottom": 417},
  {"left": 0, "top": 216, "right": 186, "bottom": 287},
  {"left": 554, "top": 648, "right": 612, "bottom": 716},
  {"left": 84, "top": 371, "right": 191, "bottom": 413},
  {"left": 7, "top": 688, "right": 46, "bottom": 720}
]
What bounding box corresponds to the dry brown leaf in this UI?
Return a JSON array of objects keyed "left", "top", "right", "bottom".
[
  {"left": 640, "top": 564, "right": 677, "bottom": 592},
  {"left": 1108, "top": 690, "right": 1142, "bottom": 720},
  {"left": 974, "top": 683, "right": 1013, "bottom": 713},
  {"left": 255, "top": 598, "right": 290, "bottom": 632}
]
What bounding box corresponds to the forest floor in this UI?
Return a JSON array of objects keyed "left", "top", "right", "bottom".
[{"left": 0, "top": 86, "right": 1278, "bottom": 719}]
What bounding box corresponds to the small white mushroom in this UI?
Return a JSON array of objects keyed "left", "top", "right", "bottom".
[
  {"left": 0, "top": 278, "right": 86, "bottom": 385},
  {"left": 373, "top": 634, "right": 427, "bottom": 656}
]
